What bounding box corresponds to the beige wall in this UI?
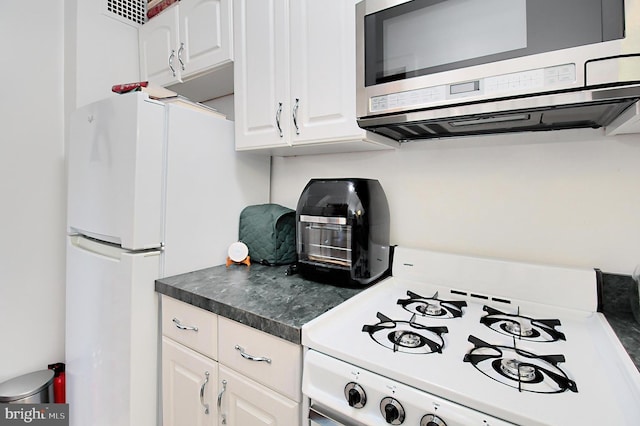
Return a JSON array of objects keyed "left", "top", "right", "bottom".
[{"left": 271, "top": 128, "right": 640, "bottom": 275}]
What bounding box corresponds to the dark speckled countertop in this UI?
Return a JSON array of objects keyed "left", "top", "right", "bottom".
[
  {"left": 155, "top": 263, "right": 365, "bottom": 344},
  {"left": 601, "top": 273, "right": 640, "bottom": 371},
  {"left": 155, "top": 264, "right": 640, "bottom": 371}
]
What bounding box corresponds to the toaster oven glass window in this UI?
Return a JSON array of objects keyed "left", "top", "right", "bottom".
[
  {"left": 298, "top": 217, "right": 352, "bottom": 268},
  {"left": 364, "top": 0, "right": 624, "bottom": 86}
]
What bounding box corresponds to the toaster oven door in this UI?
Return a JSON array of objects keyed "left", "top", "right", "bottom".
[{"left": 298, "top": 215, "right": 352, "bottom": 268}]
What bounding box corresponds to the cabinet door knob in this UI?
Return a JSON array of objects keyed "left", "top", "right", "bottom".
[{"left": 200, "top": 371, "right": 210, "bottom": 415}]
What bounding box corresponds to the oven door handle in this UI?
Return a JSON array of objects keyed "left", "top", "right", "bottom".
[{"left": 309, "top": 406, "right": 368, "bottom": 426}]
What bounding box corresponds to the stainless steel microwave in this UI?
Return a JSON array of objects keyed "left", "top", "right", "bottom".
[{"left": 356, "top": 0, "right": 640, "bottom": 141}]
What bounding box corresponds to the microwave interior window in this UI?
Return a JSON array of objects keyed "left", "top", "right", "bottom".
[{"left": 364, "top": 0, "right": 625, "bottom": 86}]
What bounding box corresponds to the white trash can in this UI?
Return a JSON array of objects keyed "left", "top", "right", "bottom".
[{"left": 0, "top": 370, "right": 55, "bottom": 403}]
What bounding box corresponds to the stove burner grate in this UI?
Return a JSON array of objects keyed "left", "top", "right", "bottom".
[
  {"left": 481, "top": 305, "right": 565, "bottom": 342},
  {"left": 362, "top": 312, "right": 448, "bottom": 354},
  {"left": 464, "top": 335, "right": 578, "bottom": 394},
  {"left": 397, "top": 291, "right": 467, "bottom": 319}
]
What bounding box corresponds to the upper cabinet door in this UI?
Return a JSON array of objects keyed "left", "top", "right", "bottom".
[
  {"left": 289, "top": 0, "right": 364, "bottom": 144},
  {"left": 139, "top": 0, "right": 233, "bottom": 88},
  {"left": 179, "top": 0, "right": 233, "bottom": 79},
  {"left": 139, "top": 4, "right": 181, "bottom": 86},
  {"left": 233, "top": 0, "right": 290, "bottom": 150}
]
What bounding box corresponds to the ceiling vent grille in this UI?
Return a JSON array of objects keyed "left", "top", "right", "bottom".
[{"left": 103, "top": 0, "right": 147, "bottom": 26}]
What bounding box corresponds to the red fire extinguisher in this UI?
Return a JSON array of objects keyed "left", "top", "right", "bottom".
[{"left": 48, "top": 362, "right": 66, "bottom": 403}]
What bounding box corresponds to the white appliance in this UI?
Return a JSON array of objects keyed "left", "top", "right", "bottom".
[
  {"left": 65, "top": 92, "right": 270, "bottom": 426},
  {"left": 355, "top": 0, "right": 640, "bottom": 140},
  {"left": 302, "top": 247, "right": 640, "bottom": 425}
]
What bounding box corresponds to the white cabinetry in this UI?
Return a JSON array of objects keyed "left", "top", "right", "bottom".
[
  {"left": 218, "top": 317, "right": 301, "bottom": 426},
  {"left": 162, "top": 337, "right": 218, "bottom": 426},
  {"left": 139, "top": 0, "right": 233, "bottom": 100},
  {"left": 218, "top": 365, "right": 299, "bottom": 426},
  {"left": 233, "top": 0, "right": 398, "bottom": 155},
  {"left": 161, "top": 296, "right": 219, "bottom": 426},
  {"left": 161, "top": 296, "right": 302, "bottom": 426}
]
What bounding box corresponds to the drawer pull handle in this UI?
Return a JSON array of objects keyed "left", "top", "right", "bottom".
[
  {"left": 172, "top": 317, "right": 198, "bottom": 332},
  {"left": 234, "top": 345, "right": 272, "bottom": 364},
  {"left": 200, "top": 371, "right": 210, "bottom": 415}
]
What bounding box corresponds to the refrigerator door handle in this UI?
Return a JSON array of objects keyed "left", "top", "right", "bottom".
[{"left": 172, "top": 317, "right": 198, "bottom": 332}]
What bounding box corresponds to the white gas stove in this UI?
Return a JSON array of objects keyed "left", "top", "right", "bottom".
[{"left": 302, "top": 247, "right": 640, "bottom": 426}]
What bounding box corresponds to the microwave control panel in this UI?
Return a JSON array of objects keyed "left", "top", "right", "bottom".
[{"left": 369, "top": 64, "right": 576, "bottom": 114}]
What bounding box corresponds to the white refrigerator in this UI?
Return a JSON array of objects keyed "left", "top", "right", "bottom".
[{"left": 65, "top": 92, "right": 270, "bottom": 426}]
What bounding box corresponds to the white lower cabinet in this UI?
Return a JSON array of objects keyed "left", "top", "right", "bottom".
[
  {"left": 162, "top": 337, "right": 218, "bottom": 426},
  {"left": 161, "top": 295, "right": 302, "bottom": 426},
  {"left": 218, "top": 365, "right": 299, "bottom": 426}
]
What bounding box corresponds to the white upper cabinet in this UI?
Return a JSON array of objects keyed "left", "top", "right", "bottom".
[
  {"left": 139, "top": 0, "right": 232, "bottom": 87},
  {"left": 233, "top": 0, "right": 399, "bottom": 155},
  {"left": 233, "top": 0, "right": 287, "bottom": 149}
]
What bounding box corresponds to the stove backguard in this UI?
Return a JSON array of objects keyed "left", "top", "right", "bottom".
[{"left": 296, "top": 178, "right": 390, "bottom": 286}]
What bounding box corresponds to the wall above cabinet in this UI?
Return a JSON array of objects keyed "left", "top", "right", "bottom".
[{"left": 139, "top": 0, "right": 233, "bottom": 102}]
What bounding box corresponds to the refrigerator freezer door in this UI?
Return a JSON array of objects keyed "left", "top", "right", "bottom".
[
  {"left": 67, "top": 93, "right": 165, "bottom": 250},
  {"left": 65, "top": 235, "right": 160, "bottom": 426}
]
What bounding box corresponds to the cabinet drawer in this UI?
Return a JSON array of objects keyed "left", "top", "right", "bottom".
[
  {"left": 218, "top": 317, "right": 302, "bottom": 402},
  {"left": 162, "top": 296, "right": 218, "bottom": 360}
]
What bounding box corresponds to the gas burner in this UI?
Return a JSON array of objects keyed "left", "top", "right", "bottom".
[
  {"left": 362, "top": 312, "right": 448, "bottom": 354},
  {"left": 397, "top": 291, "right": 467, "bottom": 318},
  {"left": 463, "top": 335, "right": 578, "bottom": 394},
  {"left": 480, "top": 306, "right": 566, "bottom": 342}
]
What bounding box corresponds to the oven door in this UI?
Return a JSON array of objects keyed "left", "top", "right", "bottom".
[{"left": 309, "top": 405, "right": 368, "bottom": 426}]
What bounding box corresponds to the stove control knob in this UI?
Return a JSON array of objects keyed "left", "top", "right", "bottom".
[
  {"left": 344, "top": 382, "right": 366, "bottom": 408},
  {"left": 380, "top": 397, "right": 405, "bottom": 425},
  {"left": 421, "top": 414, "right": 447, "bottom": 426}
]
